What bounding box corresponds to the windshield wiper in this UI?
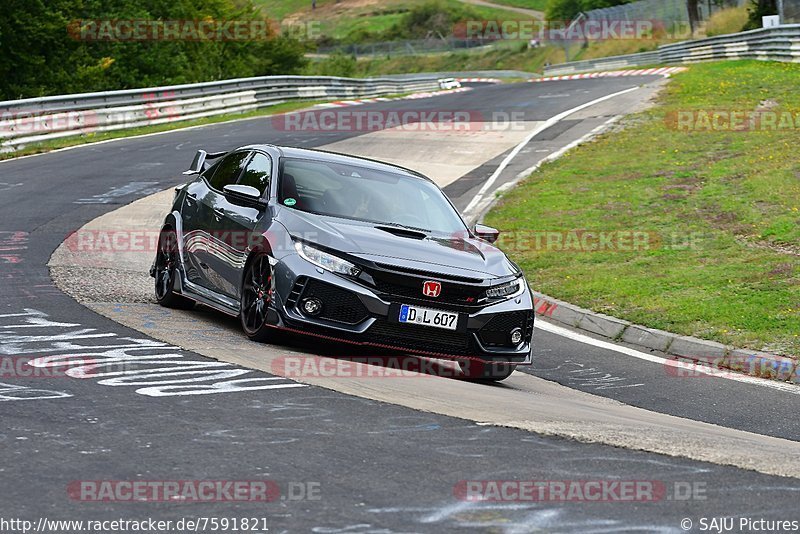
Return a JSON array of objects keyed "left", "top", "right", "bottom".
[{"left": 380, "top": 222, "right": 432, "bottom": 233}]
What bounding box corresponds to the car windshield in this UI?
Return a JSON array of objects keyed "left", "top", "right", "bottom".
[{"left": 278, "top": 157, "right": 467, "bottom": 234}]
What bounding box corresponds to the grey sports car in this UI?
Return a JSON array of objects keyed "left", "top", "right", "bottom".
[{"left": 151, "top": 145, "right": 534, "bottom": 381}]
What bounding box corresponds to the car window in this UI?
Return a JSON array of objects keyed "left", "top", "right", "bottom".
[
  {"left": 279, "top": 158, "right": 467, "bottom": 234},
  {"left": 207, "top": 152, "right": 249, "bottom": 191},
  {"left": 238, "top": 153, "right": 272, "bottom": 195}
]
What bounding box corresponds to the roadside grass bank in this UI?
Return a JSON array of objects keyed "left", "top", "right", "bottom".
[
  {"left": 485, "top": 60, "right": 800, "bottom": 357},
  {"left": 309, "top": 42, "right": 564, "bottom": 77},
  {"left": 0, "top": 100, "right": 326, "bottom": 161},
  {"left": 308, "top": 35, "right": 676, "bottom": 78},
  {"left": 268, "top": 0, "right": 527, "bottom": 42}
]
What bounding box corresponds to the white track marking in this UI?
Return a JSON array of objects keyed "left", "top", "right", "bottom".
[
  {"left": 0, "top": 308, "right": 306, "bottom": 398},
  {"left": 456, "top": 81, "right": 798, "bottom": 394},
  {"left": 462, "top": 87, "right": 639, "bottom": 219},
  {"left": 490, "top": 115, "right": 621, "bottom": 199},
  {"left": 535, "top": 319, "right": 800, "bottom": 394}
]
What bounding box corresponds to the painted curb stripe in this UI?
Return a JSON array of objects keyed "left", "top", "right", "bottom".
[{"left": 532, "top": 67, "right": 687, "bottom": 83}]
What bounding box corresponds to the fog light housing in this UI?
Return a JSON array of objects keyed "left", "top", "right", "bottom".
[
  {"left": 510, "top": 328, "right": 523, "bottom": 345},
  {"left": 302, "top": 297, "right": 323, "bottom": 316}
]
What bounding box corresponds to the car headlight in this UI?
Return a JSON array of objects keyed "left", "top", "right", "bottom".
[
  {"left": 294, "top": 241, "right": 361, "bottom": 277},
  {"left": 485, "top": 279, "right": 523, "bottom": 299}
]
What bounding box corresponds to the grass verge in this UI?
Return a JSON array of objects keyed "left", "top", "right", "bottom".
[
  {"left": 312, "top": 37, "right": 671, "bottom": 78},
  {"left": 266, "top": 0, "right": 528, "bottom": 41},
  {"left": 339, "top": 42, "right": 563, "bottom": 76},
  {"left": 485, "top": 60, "right": 800, "bottom": 356}
]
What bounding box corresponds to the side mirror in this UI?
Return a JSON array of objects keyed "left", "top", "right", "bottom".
[
  {"left": 473, "top": 224, "right": 500, "bottom": 244},
  {"left": 223, "top": 184, "right": 264, "bottom": 205}
]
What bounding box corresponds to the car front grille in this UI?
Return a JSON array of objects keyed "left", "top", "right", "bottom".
[
  {"left": 478, "top": 311, "right": 534, "bottom": 347},
  {"left": 366, "top": 319, "right": 472, "bottom": 355},
  {"left": 295, "top": 278, "right": 369, "bottom": 325},
  {"left": 368, "top": 269, "right": 486, "bottom": 308}
]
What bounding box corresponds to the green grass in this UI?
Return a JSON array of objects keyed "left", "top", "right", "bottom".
[
  {"left": 0, "top": 100, "right": 325, "bottom": 161},
  {"left": 305, "top": 35, "right": 666, "bottom": 78},
  {"left": 569, "top": 38, "right": 661, "bottom": 61},
  {"left": 252, "top": 0, "right": 340, "bottom": 20},
  {"left": 255, "top": 0, "right": 529, "bottom": 41},
  {"left": 307, "top": 41, "right": 563, "bottom": 76},
  {"left": 485, "top": 60, "right": 800, "bottom": 357}
]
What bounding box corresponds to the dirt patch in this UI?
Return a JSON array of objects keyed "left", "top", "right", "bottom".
[
  {"left": 283, "top": 0, "right": 393, "bottom": 23},
  {"left": 768, "top": 263, "right": 795, "bottom": 277},
  {"left": 696, "top": 205, "right": 754, "bottom": 235},
  {"left": 653, "top": 170, "right": 676, "bottom": 179},
  {"left": 660, "top": 174, "right": 702, "bottom": 200},
  {"left": 756, "top": 99, "right": 780, "bottom": 111}
]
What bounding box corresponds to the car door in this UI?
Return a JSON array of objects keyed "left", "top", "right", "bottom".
[
  {"left": 182, "top": 150, "right": 249, "bottom": 292},
  {"left": 178, "top": 177, "right": 209, "bottom": 287},
  {"left": 206, "top": 151, "right": 273, "bottom": 299}
]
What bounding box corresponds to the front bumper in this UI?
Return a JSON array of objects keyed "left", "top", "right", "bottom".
[{"left": 268, "top": 254, "right": 534, "bottom": 365}]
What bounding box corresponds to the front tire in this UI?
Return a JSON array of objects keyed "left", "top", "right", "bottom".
[
  {"left": 460, "top": 360, "right": 516, "bottom": 382},
  {"left": 240, "top": 253, "right": 275, "bottom": 342},
  {"left": 154, "top": 228, "right": 195, "bottom": 309}
]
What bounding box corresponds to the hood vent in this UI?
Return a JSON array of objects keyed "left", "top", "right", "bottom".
[{"left": 374, "top": 226, "right": 427, "bottom": 240}]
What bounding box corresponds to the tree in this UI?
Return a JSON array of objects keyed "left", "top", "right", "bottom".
[
  {"left": 743, "top": 0, "right": 778, "bottom": 29},
  {"left": 0, "top": 0, "right": 308, "bottom": 100},
  {"left": 545, "top": 0, "right": 636, "bottom": 22},
  {"left": 687, "top": 0, "right": 701, "bottom": 34}
]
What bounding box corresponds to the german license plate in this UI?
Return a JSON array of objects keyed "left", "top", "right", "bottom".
[{"left": 398, "top": 304, "right": 458, "bottom": 331}]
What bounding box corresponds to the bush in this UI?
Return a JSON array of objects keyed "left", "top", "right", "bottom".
[
  {"left": 705, "top": 6, "right": 750, "bottom": 36},
  {"left": 545, "top": 0, "right": 636, "bottom": 22},
  {"left": 743, "top": 0, "right": 778, "bottom": 30},
  {"left": 307, "top": 52, "right": 357, "bottom": 77},
  {"left": 384, "top": 1, "right": 481, "bottom": 41}
]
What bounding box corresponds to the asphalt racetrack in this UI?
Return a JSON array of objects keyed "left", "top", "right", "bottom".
[{"left": 2, "top": 77, "right": 800, "bottom": 532}]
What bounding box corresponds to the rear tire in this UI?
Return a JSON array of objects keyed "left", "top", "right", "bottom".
[
  {"left": 460, "top": 360, "right": 516, "bottom": 382},
  {"left": 240, "top": 253, "right": 275, "bottom": 342},
  {"left": 154, "top": 228, "right": 195, "bottom": 310}
]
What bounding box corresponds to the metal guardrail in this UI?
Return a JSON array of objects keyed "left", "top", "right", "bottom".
[
  {"left": 658, "top": 24, "right": 800, "bottom": 62},
  {"left": 543, "top": 51, "right": 660, "bottom": 75},
  {"left": 544, "top": 24, "right": 800, "bottom": 75},
  {"left": 0, "top": 74, "right": 443, "bottom": 153},
  {"left": 382, "top": 70, "right": 534, "bottom": 80}
]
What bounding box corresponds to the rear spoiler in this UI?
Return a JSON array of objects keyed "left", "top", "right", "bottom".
[{"left": 182, "top": 150, "right": 226, "bottom": 175}]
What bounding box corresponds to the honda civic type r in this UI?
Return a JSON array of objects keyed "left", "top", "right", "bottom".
[{"left": 150, "top": 144, "right": 534, "bottom": 381}]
